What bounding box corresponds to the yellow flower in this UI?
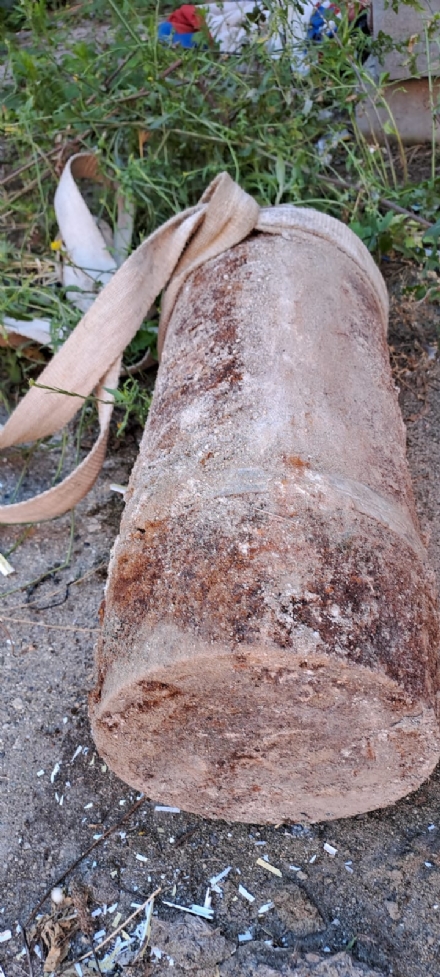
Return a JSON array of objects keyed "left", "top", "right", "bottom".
[{"left": 50, "top": 239, "right": 62, "bottom": 251}]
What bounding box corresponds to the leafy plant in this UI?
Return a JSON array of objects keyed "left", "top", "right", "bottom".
[
  {"left": 104, "top": 377, "right": 152, "bottom": 435},
  {"left": 1, "top": 0, "right": 440, "bottom": 433}
]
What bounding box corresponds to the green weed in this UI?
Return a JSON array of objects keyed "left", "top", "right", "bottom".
[{"left": 1, "top": 0, "right": 439, "bottom": 434}]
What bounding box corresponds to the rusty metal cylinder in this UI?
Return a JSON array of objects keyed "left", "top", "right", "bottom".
[{"left": 90, "top": 209, "right": 440, "bottom": 823}]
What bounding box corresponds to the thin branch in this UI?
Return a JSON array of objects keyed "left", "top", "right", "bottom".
[
  {"left": 0, "top": 617, "right": 16, "bottom": 653},
  {"left": 161, "top": 58, "right": 184, "bottom": 79},
  {"left": 9, "top": 562, "right": 107, "bottom": 612},
  {"left": 20, "top": 925, "right": 34, "bottom": 977},
  {"left": 0, "top": 516, "right": 75, "bottom": 600},
  {"left": 73, "top": 890, "right": 161, "bottom": 965},
  {"left": 102, "top": 50, "right": 137, "bottom": 90},
  {"left": 0, "top": 153, "right": 56, "bottom": 187},
  {"left": 6, "top": 174, "right": 51, "bottom": 205},
  {"left": 0, "top": 615, "right": 100, "bottom": 633},
  {"left": 315, "top": 173, "right": 433, "bottom": 229},
  {"left": 26, "top": 797, "right": 146, "bottom": 925}
]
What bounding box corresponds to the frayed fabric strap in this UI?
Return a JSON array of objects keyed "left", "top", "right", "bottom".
[{"left": 0, "top": 158, "right": 386, "bottom": 524}]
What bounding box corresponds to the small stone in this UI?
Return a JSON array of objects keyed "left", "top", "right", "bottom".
[
  {"left": 385, "top": 900, "right": 400, "bottom": 920},
  {"left": 149, "top": 915, "right": 234, "bottom": 970},
  {"left": 272, "top": 887, "right": 325, "bottom": 936},
  {"left": 11, "top": 698, "right": 24, "bottom": 711}
]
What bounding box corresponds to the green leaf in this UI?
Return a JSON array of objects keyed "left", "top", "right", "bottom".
[{"left": 275, "top": 156, "right": 285, "bottom": 205}]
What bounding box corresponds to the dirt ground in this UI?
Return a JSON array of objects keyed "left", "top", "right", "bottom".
[{"left": 1, "top": 261, "right": 440, "bottom": 977}]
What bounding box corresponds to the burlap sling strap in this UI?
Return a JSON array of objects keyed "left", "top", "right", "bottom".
[{"left": 0, "top": 155, "right": 387, "bottom": 524}]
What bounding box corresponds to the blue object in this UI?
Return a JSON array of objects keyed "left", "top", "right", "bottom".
[
  {"left": 157, "top": 21, "right": 198, "bottom": 48},
  {"left": 307, "top": 4, "right": 338, "bottom": 42}
]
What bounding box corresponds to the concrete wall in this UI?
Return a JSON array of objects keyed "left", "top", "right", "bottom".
[
  {"left": 356, "top": 1, "right": 440, "bottom": 143},
  {"left": 372, "top": 0, "right": 440, "bottom": 81}
]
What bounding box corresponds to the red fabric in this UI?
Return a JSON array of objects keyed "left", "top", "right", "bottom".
[{"left": 168, "top": 5, "right": 205, "bottom": 33}]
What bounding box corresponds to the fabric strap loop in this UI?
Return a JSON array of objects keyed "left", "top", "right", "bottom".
[{"left": 0, "top": 159, "right": 386, "bottom": 525}]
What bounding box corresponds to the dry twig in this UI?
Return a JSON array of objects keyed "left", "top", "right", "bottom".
[
  {"left": 0, "top": 615, "right": 99, "bottom": 633},
  {"left": 72, "top": 890, "right": 161, "bottom": 965},
  {"left": 8, "top": 563, "right": 107, "bottom": 612},
  {"left": 316, "top": 173, "right": 433, "bottom": 229},
  {"left": 26, "top": 797, "right": 146, "bottom": 925},
  {"left": 20, "top": 925, "right": 34, "bottom": 977}
]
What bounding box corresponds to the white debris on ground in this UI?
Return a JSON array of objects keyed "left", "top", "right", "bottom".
[
  {"left": 0, "top": 553, "right": 15, "bottom": 576},
  {"left": 6, "top": 736, "right": 364, "bottom": 977},
  {"left": 210, "top": 866, "right": 232, "bottom": 889},
  {"left": 50, "top": 887, "right": 65, "bottom": 906},
  {"left": 238, "top": 884, "right": 255, "bottom": 903},
  {"left": 50, "top": 762, "right": 61, "bottom": 784},
  {"left": 323, "top": 843, "right": 338, "bottom": 857},
  {"left": 154, "top": 805, "right": 181, "bottom": 813},
  {"left": 258, "top": 901, "right": 275, "bottom": 915},
  {"left": 162, "top": 899, "right": 214, "bottom": 920}
]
